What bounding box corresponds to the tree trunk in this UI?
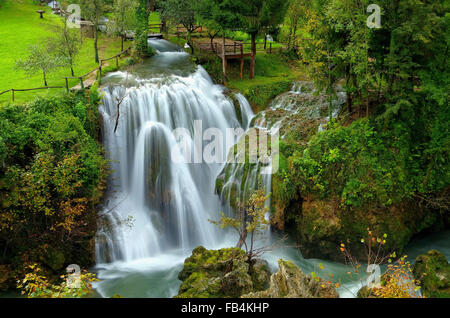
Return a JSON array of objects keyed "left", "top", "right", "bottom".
[
  {"left": 187, "top": 31, "right": 194, "bottom": 54},
  {"left": 121, "top": 34, "right": 124, "bottom": 52},
  {"left": 236, "top": 210, "right": 248, "bottom": 250},
  {"left": 292, "top": 23, "right": 298, "bottom": 50},
  {"left": 264, "top": 34, "right": 267, "bottom": 50},
  {"left": 288, "top": 22, "right": 293, "bottom": 49},
  {"left": 210, "top": 35, "right": 215, "bottom": 52},
  {"left": 250, "top": 32, "right": 256, "bottom": 80},
  {"left": 94, "top": 27, "right": 99, "bottom": 63},
  {"left": 43, "top": 71, "right": 48, "bottom": 87},
  {"left": 346, "top": 65, "right": 352, "bottom": 113},
  {"left": 70, "top": 65, "right": 74, "bottom": 77},
  {"left": 222, "top": 34, "right": 227, "bottom": 82}
]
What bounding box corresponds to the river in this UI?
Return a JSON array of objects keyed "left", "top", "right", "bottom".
[{"left": 92, "top": 39, "right": 450, "bottom": 298}]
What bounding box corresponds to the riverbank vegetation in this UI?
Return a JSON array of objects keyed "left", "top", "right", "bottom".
[
  {"left": 269, "top": 0, "right": 449, "bottom": 262},
  {"left": 0, "top": 90, "right": 107, "bottom": 291},
  {"left": 0, "top": 0, "right": 448, "bottom": 299}
]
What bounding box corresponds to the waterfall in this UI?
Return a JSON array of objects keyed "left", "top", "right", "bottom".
[
  {"left": 95, "top": 42, "right": 243, "bottom": 266},
  {"left": 235, "top": 93, "right": 255, "bottom": 130}
]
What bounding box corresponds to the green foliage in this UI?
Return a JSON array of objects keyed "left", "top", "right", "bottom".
[
  {"left": 211, "top": 189, "right": 270, "bottom": 261},
  {"left": 48, "top": 24, "right": 82, "bottom": 77},
  {"left": 78, "top": 0, "right": 109, "bottom": 63},
  {"left": 0, "top": 92, "right": 107, "bottom": 272},
  {"left": 108, "top": 0, "right": 138, "bottom": 51},
  {"left": 18, "top": 264, "right": 98, "bottom": 298},
  {"left": 135, "top": 0, "right": 152, "bottom": 56}
]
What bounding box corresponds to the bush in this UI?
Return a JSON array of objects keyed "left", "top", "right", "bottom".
[{"left": 0, "top": 92, "right": 107, "bottom": 274}]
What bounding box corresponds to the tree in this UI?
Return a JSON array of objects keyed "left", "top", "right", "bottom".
[
  {"left": 284, "top": 0, "right": 307, "bottom": 50},
  {"left": 160, "top": 0, "right": 200, "bottom": 54},
  {"left": 196, "top": 0, "right": 222, "bottom": 52},
  {"left": 15, "top": 44, "right": 64, "bottom": 87},
  {"left": 135, "top": 0, "right": 153, "bottom": 56},
  {"left": 229, "top": 0, "right": 289, "bottom": 79},
  {"left": 108, "top": 0, "right": 138, "bottom": 52},
  {"left": 78, "top": 0, "right": 108, "bottom": 63},
  {"left": 211, "top": 189, "right": 270, "bottom": 261},
  {"left": 48, "top": 24, "right": 81, "bottom": 77}
]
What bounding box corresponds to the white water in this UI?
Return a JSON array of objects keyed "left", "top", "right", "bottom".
[
  {"left": 94, "top": 40, "right": 254, "bottom": 297},
  {"left": 93, "top": 40, "right": 450, "bottom": 298}
]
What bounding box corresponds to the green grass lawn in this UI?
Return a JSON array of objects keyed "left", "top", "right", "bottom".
[
  {"left": 227, "top": 53, "right": 306, "bottom": 110},
  {"left": 0, "top": 0, "right": 129, "bottom": 104}
]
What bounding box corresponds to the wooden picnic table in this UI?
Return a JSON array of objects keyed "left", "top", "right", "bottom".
[{"left": 36, "top": 10, "right": 45, "bottom": 19}]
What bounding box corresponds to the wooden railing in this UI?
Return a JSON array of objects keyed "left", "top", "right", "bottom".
[
  {"left": 212, "top": 42, "right": 244, "bottom": 55},
  {"left": 0, "top": 86, "right": 64, "bottom": 102},
  {"left": 1, "top": 49, "right": 130, "bottom": 102},
  {"left": 63, "top": 48, "right": 129, "bottom": 90},
  {"left": 242, "top": 42, "right": 278, "bottom": 54}
]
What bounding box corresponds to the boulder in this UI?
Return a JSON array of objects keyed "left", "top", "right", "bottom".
[
  {"left": 413, "top": 250, "right": 450, "bottom": 298},
  {"left": 242, "top": 259, "right": 339, "bottom": 298},
  {"left": 175, "top": 246, "right": 270, "bottom": 298}
]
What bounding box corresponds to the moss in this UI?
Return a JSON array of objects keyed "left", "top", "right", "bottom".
[
  {"left": 413, "top": 250, "right": 450, "bottom": 298},
  {"left": 176, "top": 246, "right": 270, "bottom": 298}
]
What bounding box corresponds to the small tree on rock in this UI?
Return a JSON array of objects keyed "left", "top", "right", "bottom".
[{"left": 211, "top": 189, "right": 271, "bottom": 261}]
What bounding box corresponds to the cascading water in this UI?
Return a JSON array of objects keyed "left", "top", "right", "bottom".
[
  {"left": 94, "top": 40, "right": 250, "bottom": 297},
  {"left": 93, "top": 40, "right": 450, "bottom": 298}
]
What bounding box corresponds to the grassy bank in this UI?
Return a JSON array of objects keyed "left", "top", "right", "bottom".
[{"left": 0, "top": 0, "right": 129, "bottom": 104}]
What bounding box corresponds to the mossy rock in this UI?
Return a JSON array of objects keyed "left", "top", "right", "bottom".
[
  {"left": 242, "top": 259, "right": 339, "bottom": 298},
  {"left": 291, "top": 198, "right": 443, "bottom": 262},
  {"left": 249, "top": 259, "right": 271, "bottom": 291},
  {"left": 413, "top": 250, "right": 450, "bottom": 298},
  {"left": 175, "top": 246, "right": 270, "bottom": 298}
]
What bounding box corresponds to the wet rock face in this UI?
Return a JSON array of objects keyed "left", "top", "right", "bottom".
[
  {"left": 175, "top": 246, "right": 270, "bottom": 298},
  {"left": 292, "top": 198, "right": 445, "bottom": 263},
  {"left": 413, "top": 250, "right": 450, "bottom": 298},
  {"left": 242, "top": 259, "right": 339, "bottom": 298}
]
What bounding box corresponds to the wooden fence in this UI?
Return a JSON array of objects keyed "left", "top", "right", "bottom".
[
  {"left": 0, "top": 49, "right": 130, "bottom": 102},
  {"left": 0, "top": 86, "right": 64, "bottom": 102},
  {"left": 63, "top": 48, "right": 129, "bottom": 90}
]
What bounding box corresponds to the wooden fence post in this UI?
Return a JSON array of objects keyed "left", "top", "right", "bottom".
[
  {"left": 116, "top": 56, "right": 119, "bottom": 68},
  {"left": 222, "top": 35, "right": 227, "bottom": 81},
  {"left": 80, "top": 77, "right": 84, "bottom": 90},
  {"left": 269, "top": 43, "right": 272, "bottom": 54},
  {"left": 65, "top": 78, "right": 69, "bottom": 92},
  {"left": 240, "top": 44, "right": 244, "bottom": 80},
  {"left": 12, "top": 89, "right": 14, "bottom": 102}
]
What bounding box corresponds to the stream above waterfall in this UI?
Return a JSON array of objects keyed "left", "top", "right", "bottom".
[{"left": 92, "top": 39, "right": 450, "bottom": 298}]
